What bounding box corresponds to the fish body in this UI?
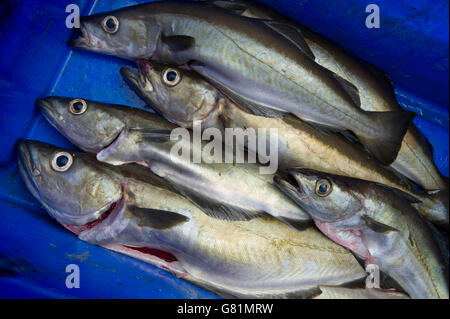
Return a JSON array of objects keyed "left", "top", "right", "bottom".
[
  {"left": 37, "top": 97, "right": 310, "bottom": 226},
  {"left": 275, "top": 168, "right": 449, "bottom": 299},
  {"left": 69, "top": 0, "right": 414, "bottom": 165},
  {"left": 205, "top": 0, "right": 446, "bottom": 190},
  {"left": 121, "top": 62, "right": 448, "bottom": 226},
  {"left": 17, "top": 140, "right": 367, "bottom": 298}
]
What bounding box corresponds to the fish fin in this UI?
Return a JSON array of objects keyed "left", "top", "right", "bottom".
[
  {"left": 162, "top": 35, "right": 195, "bottom": 52},
  {"left": 277, "top": 217, "right": 314, "bottom": 231},
  {"left": 375, "top": 183, "right": 422, "bottom": 203},
  {"left": 362, "top": 215, "right": 399, "bottom": 234},
  {"left": 129, "top": 128, "right": 173, "bottom": 143},
  {"left": 340, "top": 130, "right": 363, "bottom": 145},
  {"left": 330, "top": 72, "right": 361, "bottom": 108},
  {"left": 263, "top": 20, "right": 316, "bottom": 61},
  {"left": 358, "top": 111, "right": 415, "bottom": 165},
  {"left": 207, "top": 0, "right": 248, "bottom": 14},
  {"left": 191, "top": 63, "right": 287, "bottom": 118},
  {"left": 363, "top": 61, "right": 397, "bottom": 96},
  {"left": 168, "top": 181, "right": 266, "bottom": 221},
  {"left": 128, "top": 205, "right": 189, "bottom": 230}
]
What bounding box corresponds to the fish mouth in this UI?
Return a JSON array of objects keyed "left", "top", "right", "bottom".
[
  {"left": 274, "top": 169, "right": 306, "bottom": 199},
  {"left": 66, "top": 185, "right": 181, "bottom": 268},
  {"left": 67, "top": 24, "right": 92, "bottom": 49},
  {"left": 17, "top": 139, "right": 41, "bottom": 178},
  {"left": 17, "top": 140, "right": 120, "bottom": 226},
  {"left": 120, "top": 65, "right": 154, "bottom": 94},
  {"left": 36, "top": 98, "right": 65, "bottom": 129},
  {"left": 63, "top": 188, "right": 125, "bottom": 236}
]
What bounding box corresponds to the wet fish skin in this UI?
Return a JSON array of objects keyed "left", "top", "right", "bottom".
[
  {"left": 275, "top": 168, "right": 449, "bottom": 299},
  {"left": 205, "top": 0, "right": 446, "bottom": 191},
  {"left": 121, "top": 63, "right": 448, "bottom": 226},
  {"left": 69, "top": 1, "right": 414, "bottom": 166},
  {"left": 17, "top": 140, "right": 367, "bottom": 298},
  {"left": 37, "top": 96, "right": 311, "bottom": 225}
]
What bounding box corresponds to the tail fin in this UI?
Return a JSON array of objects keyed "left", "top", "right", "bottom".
[{"left": 358, "top": 111, "right": 415, "bottom": 165}]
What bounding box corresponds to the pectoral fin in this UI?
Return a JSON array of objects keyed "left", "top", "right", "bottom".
[
  {"left": 128, "top": 205, "right": 189, "bottom": 230},
  {"left": 375, "top": 183, "right": 422, "bottom": 204},
  {"left": 129, "top": 128, "right": 173, "bottom": 143},
  {"left": 168, "top": 181, "right": 266, "bottom": 221},
  {"left": 161, "top": 35, "right": 195, "bottom": 52},
  {"left": 362, "top": 215, "right": 399, "bottom": 234}
]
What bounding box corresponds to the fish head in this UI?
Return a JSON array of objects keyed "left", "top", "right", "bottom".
[
  {"left": 275, "top": 168, "right": 364, "bottom": 223},
  {"left": 36, "top": 97, "right": 126, "bottom": 153},
  {"left": 16, "top": 140, "right": 122, "bottom": 226},
  {"left": 121, "top": 61, "right": 222, "bottom": 128},
  {"left": 68, "top": 7, "right": 161, "bottom": 60}
]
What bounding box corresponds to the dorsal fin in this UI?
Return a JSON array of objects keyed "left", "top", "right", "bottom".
[
  {"left": 330, "top": 72, "right": 361, "bottom": 108},
  {"left": 263, "top": 20, "right": 315, "bottom": 61},
  {"left": 190, "top": 63, "right": 287, "bottom": 118}
]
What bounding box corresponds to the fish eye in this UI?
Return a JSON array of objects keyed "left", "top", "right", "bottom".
[
  {"left": 51, "top": 152, "right": 73, "bottom": 172},
  {"left": 315, "top": 179, "right": 332, "bottom": 197},
  {"left": 69, "top": 98, "right": 87, "bottom": 115},
  {"left": 162, "top": 68, "right": 182, "bottom": 86},
  {"left": 102, "top": 15, "right": 119, "bottom": 34}
]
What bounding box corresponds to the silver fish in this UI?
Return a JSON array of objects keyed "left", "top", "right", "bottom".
[
  {"left": 36, "top": 96, "right": 311, "bottom": 227},
  {"left": 275, "top": 168, "right": 449, "bottom": 299},
  {"left": 17, "top": 140, "right": 367, "bottom": 298},
  {"left": 120, "top": 62, "right": 449, "bottom": 227},
  {"left": 204, "top": 0, "right": 447, "bottom": 191},
  {"left": 68, "top": 0, "right": 415, "bottom": 165}
]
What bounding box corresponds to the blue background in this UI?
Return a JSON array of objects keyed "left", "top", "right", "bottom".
[{"left": 0, "top": 0, "right": 448, "bottom": 298}]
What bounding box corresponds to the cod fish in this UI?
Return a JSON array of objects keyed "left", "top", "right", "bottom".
[
  {"left": 68, "top": 0, "right": 415, "bottom": 165},
  {"left": 275, "top": 168, "right": 449, "bottom": 299},
  {"left": 313, "top": 286, "right": 409, "bottom": 299},
  {"left": 36, "top": 97, "right": 311, "bottom": 227},
  {"left": 120, "top": 62, "right": 449, "bottom": 226},
  {"left": 17, "top": 140, "right": 367, "bottom": 298},
  {"left": 204, "top": 0, "right": 446, "bottom": 191}
]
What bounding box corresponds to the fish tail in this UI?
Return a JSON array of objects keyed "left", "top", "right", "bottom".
[{"left": 358, "top": 110, "right": 415, "bottom": 165}]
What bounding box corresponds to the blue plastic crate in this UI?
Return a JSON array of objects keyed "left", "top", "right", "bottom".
[{"left": 0, "top": 0, "right": 448, "bottom": 298}]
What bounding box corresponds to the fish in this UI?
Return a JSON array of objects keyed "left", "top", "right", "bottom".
[
  {"left": 68, "top": 0, "right": 415, "bottom": 166},
  {"left": 120, "top": 62, "right": 449, "bottom": 227},
  {"left": 274, "top": 168, "right": 449, "bottom": 299},
  {"left": 312, "top": 286, "right": 409, "bottom": 299},
  {"left": 203, "top": 0, "right": 447, "bottom": 191},
  {"left": 36, "top": 96, "right": 311, "bottom": 227},
  {"left": 16, "top": 139, "right": 367, "bottom": 298}
]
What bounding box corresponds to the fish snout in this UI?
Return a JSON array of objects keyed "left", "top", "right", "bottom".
[{"left": 16, "top": 139, "right": 41, "bottom": 177}]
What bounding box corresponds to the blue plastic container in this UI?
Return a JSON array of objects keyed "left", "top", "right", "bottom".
[{"left": 0, "top": 0, "right": 448, "bottom": 298}]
